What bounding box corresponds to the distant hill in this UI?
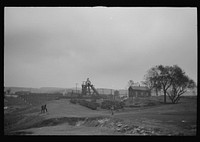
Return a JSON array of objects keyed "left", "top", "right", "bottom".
[
  {"left": 4, "top": 86, "right": 128, "bottom": 96},
  {"left": 37, "top": 87, "right": 66, "bottom": 93},
  {"left": 4, "top": 87, "right": 65, "bottom": 94},
  {"left": 4, "top": 87, "right": 35, "bottom": 93}
]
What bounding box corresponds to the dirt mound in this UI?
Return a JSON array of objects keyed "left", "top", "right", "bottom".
[{"left": 81, "top": 117, "right": 163, "bottom": 135}]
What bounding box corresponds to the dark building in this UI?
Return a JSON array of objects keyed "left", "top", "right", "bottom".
[{"left": 128, "top": 86, "right": 151, "bottom": 98}]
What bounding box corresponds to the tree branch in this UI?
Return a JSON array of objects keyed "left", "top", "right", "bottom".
[
  {"left": 174, "top": 90, "right": 186, "bottom": 103},
  {"left": 166, "top": 91, "right": 173, "bottom": 101},
  {"left": 166, "top": 80, "right": 172, "bottom": 90}
]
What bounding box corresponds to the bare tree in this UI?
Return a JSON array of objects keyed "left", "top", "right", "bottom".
[
  {"left": 143, "top": 67, "right": 162, "bottom": 96},
  {"left": 144, "top": 64, "right": 195, "bottom": 104},
  {"left": 127, "top": 80, "right": 134, "bottom": 87},
  {"left": 156, "top": 65, "right": 173, "bottom": 103},
  {"left": 144, "top": 65, "right": 173, "bottom": 103},
  {"left": 166, "top": 65, "right": 196, "bottom": 104},
  {"left": 6, "top": 88, "right": 11, "bottom": 95}
]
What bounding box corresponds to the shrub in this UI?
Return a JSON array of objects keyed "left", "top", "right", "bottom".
[
  {"left": 101, "top": 100, "right": 114, "bottom": 109},
  {"left": 114, "top": 101, "right": 125, "bottom": 109},
  {"left": 70, "top": 99, "right": 77, "bottom": 104},
  {"left": 146, "top": 102, "right": 156, "bottom": 106},
  {"left": 101, "top": 100, "right": 125, "bottom": 110},
  {"left": 76, "top": 99, "right": 99, "bottom": 110},
  {"left": 86, "top": 102, "right": 99, "bottom": 110},
  {"left": 78, "top": 99, "right": 88, "bottom": 106}
]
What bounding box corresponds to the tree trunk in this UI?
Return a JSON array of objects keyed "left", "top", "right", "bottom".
[
  {"left": 156, "top": 88, "right": 158, "bottom": 96},
  {"left": 172, "top": 99, "right": 176, "bottom": 104},
  {"left": 163, "top": 90, "right": 167, "bottom": 103}
]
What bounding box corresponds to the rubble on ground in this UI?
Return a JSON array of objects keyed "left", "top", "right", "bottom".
[{"left": 76, "top": 117, "right": 164, "bottom": 135}]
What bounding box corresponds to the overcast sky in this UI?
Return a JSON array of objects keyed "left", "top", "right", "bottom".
[{"left": 4, "top": 7, "right": 197, "bottom": 89}]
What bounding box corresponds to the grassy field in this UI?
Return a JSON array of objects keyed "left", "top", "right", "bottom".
[{"left": 4, "top": 93, "right": 197, "bottom": 135}]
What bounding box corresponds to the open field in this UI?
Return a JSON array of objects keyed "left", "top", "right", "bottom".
[{"left": 4, "top": 93, "right": 197, "bottom": 135}]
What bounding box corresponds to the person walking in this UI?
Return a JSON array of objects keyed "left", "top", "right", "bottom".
[
  {"left": 41, "top": 105, "right": 44, "bottom": 113},
  {"left": 44, "top": 104, "right": 48, "bottom": 113},
  {"left": 111, "top": 105, "right": 114, "bottom": 115},
  {"left": 41, "top": 104, "right": 48, "bottom": 114}
]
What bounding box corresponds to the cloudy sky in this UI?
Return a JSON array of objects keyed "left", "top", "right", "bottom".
[{"left": 4, "top": 7, "right": 197, "bottom": 89}]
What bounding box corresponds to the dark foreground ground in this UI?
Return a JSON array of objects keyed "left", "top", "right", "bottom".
[{"left": 4, "top": 95, "right": 197, "bottom": 135}]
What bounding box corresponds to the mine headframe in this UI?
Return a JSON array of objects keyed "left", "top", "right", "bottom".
[{"left": 81, "top": 78, "right": 99, "bottom": 97}]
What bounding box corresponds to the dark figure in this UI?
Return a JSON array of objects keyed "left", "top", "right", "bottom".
[
  {"left": 41, "top": 104, "right": 48, "bottom": 113},
  {"left": 41, "top": 105, "right": 44, "bottom": 113},
  {"left": 111, "top": 106, "right": 114, "bottom": 115},
  {"left": 44, "top": 104, "right": 48, "bottom": 113}
]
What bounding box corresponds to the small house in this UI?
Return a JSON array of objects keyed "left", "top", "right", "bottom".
[{"left": 128, "top": 86, "right": 151, "bottom": 98}]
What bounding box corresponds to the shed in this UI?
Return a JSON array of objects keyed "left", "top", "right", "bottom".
[{"left": 128, "top": 86, "right": 151, "bottom": 98}]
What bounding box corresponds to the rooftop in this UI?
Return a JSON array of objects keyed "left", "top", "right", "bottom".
[{"left": 129, "top": 86, "right": 150, "bottom": 91}]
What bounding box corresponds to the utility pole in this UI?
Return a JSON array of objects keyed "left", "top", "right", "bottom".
[{"left": 76, "top": 83, "right": 78, "bottom": 94}]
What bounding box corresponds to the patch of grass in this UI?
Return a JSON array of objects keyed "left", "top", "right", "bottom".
[
  {"left": 4, "top": 114, "right": 25, "bottom": 128},
  {"left": 5, "top": 114, "right": 45, "bottom": 135}
]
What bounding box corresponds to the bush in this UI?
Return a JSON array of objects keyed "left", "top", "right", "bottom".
[
  {"left": 75, "top": 99, "right": 99, "bottom": 110},
  {"left": 114, "top": 101, "right": 125, "bottom": 109},
  {"left": 70, "top": 99, "right": 77, "bottom": 104},
  {"left": 86, "top": 102, "right": 99, "bottom": 110},
  {"left": 101, "top": 100, "right": 114, "bottom": 109},
  {"left": 119, "top": 101, "right": 125, "bottom": 108},
  {"left": 78, "top": 99, "right": 88, "bottom": 106},
  {"left": 146, "top": 102, "right": 156, "bottom": 106},
  {"left": 101, "top": 100, "right": 125, "bottom": 110}
]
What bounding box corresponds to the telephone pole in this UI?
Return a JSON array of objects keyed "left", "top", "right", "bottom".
[{"left": 76, "top": 83, "right": 78, "bottom": 94}]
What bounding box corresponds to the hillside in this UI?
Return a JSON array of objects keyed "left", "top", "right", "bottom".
[{"left": 4, "top": 96, "right": 197, "bottom": 135}]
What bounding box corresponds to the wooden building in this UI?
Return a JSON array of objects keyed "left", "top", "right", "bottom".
[{"left": 128, "top": 86, "right": 151, "bottom": 98}]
